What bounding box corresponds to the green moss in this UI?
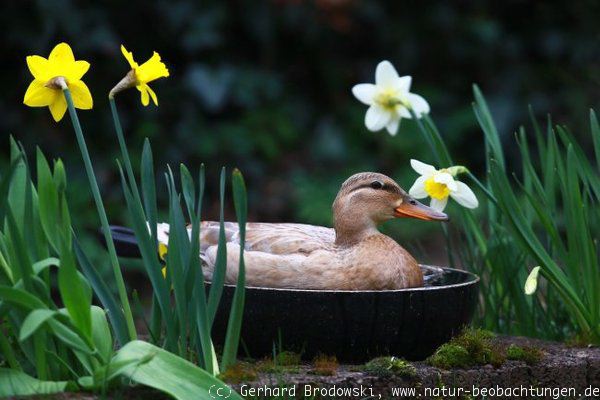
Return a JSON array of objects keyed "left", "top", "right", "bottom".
[
  {"left": 255, "top": 358, "right": 301, "bottom": 374},
  {"left": 275, "top": 351, "right": 302, "bottom": 366},
  {"left": 218, "top": 361, "right": 258, "bottom": 383},
  {"left": 363, "top": 356, "right": 417, "bottom": 378},
  {"left": 428, "top": 328, "right": 506, "bottom": 369},
  {"left": 428, "top": 344, "right": 472, "bottom": 369},
  {"left": 506, "top": 344, "right": 543, "bottom": 364}
]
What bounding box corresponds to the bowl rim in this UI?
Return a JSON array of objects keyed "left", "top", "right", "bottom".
[{"left": 218, "top": 265, "right": 480, "bottom": 294}]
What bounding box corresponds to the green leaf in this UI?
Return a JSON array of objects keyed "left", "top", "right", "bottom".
[
  {"left": 0, "top": 149, "right": 23, "bottom": 221},
  {"left": 90, "top": 305, "right": 113, "bottom": 363},
  {"left": 32, "top": 258, "right": 60, "bottom": 275},
  {"left": 47, "top": 317, "right": 95, "bottom": 355},
  {"left": 19, "top": 309, "right": 58, "bottom": 342},
  {"left": 141, "top": 139, "right": 158, "bottom": 245},
  {"left": 591, "top": 109, "right": 600, "bottom": 173},
  {"left": 221, "top": 170, "right": 247, "bottom": 370},
  {"left": 6, "top": 208, "right": 34, "bottom": 290},
  {"left": 189, "top": 165, "right": 215, "bottom": 373},
  {"left": 472, "top": 84, "right": 505, "bottom": 170},
  {"left": 208, "top": 167, "right": 228, "bottom": 325},
  {"left": 74, "top": 236, "right": 129, "bottom": 346},
  {"left": 8, "top": 137, "right": 28, "bottom": 234},
  {"left": 0, "top": 285, "right": 46, "bottom": 311},
  {"left": 36, "top": 148, "right": 60, "bottom": 252},
  {"left": 165, "top": 168, "right": 193, "bottom": 351},
  {"left": 57, "top": 239, "right": 92, "bottom": 341},
  {"left": 0, "top": 368, "right": 72, "bottom": 397},
  {"left": 180, "top": 164, "right": 196, "bottom": 219},
  {"left": 118, "top": 164, "right": 176, "bottom": 349},
  {"left": 111, "top": 341, "right": 243, "bottom": 400}
]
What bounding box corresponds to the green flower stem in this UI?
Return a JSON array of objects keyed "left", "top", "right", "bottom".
[
  {"left": 62, "top": 88, "right": 137, "bottom": 342},
  {"left": 108, "top": 98, "right": 142, "bottom": 205}
]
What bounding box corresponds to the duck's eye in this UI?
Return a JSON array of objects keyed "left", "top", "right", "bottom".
[
  {"left": 370, "top": 181, "right": 384, "bottom": 190},
  {"left": 409, "top": 199, "right": 417, "bottom": 205}
]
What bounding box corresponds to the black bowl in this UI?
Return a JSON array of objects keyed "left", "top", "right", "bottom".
[{"left": 211, "top": 267, "right": 479, "bottom": 362}]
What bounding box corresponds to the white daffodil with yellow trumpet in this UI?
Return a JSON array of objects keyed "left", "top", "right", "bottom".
[{"left": 408, "top": 159, "right": 478, "bottom": 212}]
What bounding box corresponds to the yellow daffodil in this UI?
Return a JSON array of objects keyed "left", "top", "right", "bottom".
[
  {"left": 23, "top": 42, "right": 93, "bottom": 121},
  {"left": 524, "top": 266, "right": 541, "bottom": 295},
  {"left": 111, "top": 45, "right": 169, "bottom": 106},
  {"left": 159, "top": 243, "right": 168, "bottom": 279},
  {"left": 408, "top": 159, "right": 478, "bottom": 212},
  {"left": 352, "top": 60, "right": 430, "bottom": 135},
  {"left": 151, "top": 222, "right": 171, "bottom": 279}
]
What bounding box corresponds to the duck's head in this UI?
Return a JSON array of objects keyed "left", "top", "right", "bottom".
[{"left": 333, "top": 172, "right": 448, "bottom": 243}]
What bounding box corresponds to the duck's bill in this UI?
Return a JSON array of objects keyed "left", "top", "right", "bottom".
[{"left": 394, "top": 200, "right": 449, "bottom": 221}]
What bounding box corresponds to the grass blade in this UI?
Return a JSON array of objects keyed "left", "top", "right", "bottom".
[
  {"left": 221, "top": 169, "right": 247, "bottom": 371},
  {"left": 207, "top": 167, "right": 228, "bottom": 326}
]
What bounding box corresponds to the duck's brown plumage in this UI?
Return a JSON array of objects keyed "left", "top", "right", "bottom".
[{"left": 157, "top": 172, "right": 448, "bottom": 290}]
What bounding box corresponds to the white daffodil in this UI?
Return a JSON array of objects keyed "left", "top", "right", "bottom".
[
  {"left": 352, "top": 60, "right": 430, "bottom": 136},
  {"left": 408, "top": 159, "right": 478, "bottom": 212},
  {"left": 524, "top": 266, "right": 541, "bottom": 295}
]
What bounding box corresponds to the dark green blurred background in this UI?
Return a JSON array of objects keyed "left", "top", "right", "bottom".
[{"left": 1, "top": 1, "right": 599, "bottom": 266}]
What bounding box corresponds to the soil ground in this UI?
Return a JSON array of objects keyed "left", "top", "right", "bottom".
[{"left": 16, "top": 336, "right": 600, "bottom": 399}]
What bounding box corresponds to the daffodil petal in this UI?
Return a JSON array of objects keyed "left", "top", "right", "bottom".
[
  {"left": 434, "top": 172, "right": 458, "bottom": 191},
  {"left": 365, "top": 105, "right": 391, "bottom": 131},
  {"left": 120, "top": 45, "right": 138, "bottom": 69},
  {"left": 410, "top": 159, "right": 436, "bottom": 176},
  {"left": 524, "top": 266, "right": 541, "bottom": 295},
  {"left": 408, "top": 176, "right": 428, "bottom": 199},
  {"left": 352, "top": 84, "right": 376, "bottom": 105},
  {"left": 69, "top": 80, "right": 93, "bottom": 109},
  {"left": 137, "top": 84, "right": 150, "bottom": 106},
  {"left": 26, "top": 56, "right": 51, "bottom": 81},
  {"left": 49, "top": 42, "right": 75, "bottom": 63},
  {"left": 49, "top": 95, "right": 68, "bottom": 122},
  {"left": 405, "top": 93, "right": 430, "bottom": 117},
  {"left": 146, "top": 84, "right": 158, "bottom": 106},
  {"left": 393, "top": 76, "right": 412, "bottom": 93},
  {"left": 156, "top": 223, "right": 170, "bottom": 245},
  {"left": 66, "top": 60, "right": 90, "bottom": 81},
  {"left": 23, "top": 80, "right": 55, "bottom": 107},
  {"left": 385, "top": 117, "right": 401, "bottom": 136},
  {"left": 450, "top": 181, "right": 478, "bottom": 209},
  {"left": 397, "top": 106, "right": 411, "bottom": 119},
  {"left": 430, "top": 197, "right": 448, "bottom": 212},
  {"left": 375, "top": 60, "right": 399, "bottom": 87}
]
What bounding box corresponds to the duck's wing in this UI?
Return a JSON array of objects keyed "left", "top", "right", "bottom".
[
  {"left": 156, "top": 222, "right": 336, "bottom": 288},
  {"left": 155, "top": 221, "right": 335, "bottom": 255},
  {"left": 197, "top": 221, "right": 335, "bottom": 255}
]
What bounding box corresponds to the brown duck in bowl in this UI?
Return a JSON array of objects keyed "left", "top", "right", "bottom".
[{"left": 105, "top": 172, "right": 479, "bottom": 361}]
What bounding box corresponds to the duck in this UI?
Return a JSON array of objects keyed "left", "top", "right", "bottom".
[{"left": 155, "top": 172, "right": 448, "bottom": 290}]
